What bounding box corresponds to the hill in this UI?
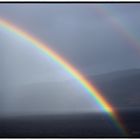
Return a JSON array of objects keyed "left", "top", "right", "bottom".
[{"left": 87, "top": 69, "right": 140, "bottom": 109}]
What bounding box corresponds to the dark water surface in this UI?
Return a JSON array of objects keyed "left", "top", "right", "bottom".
[{"left": 0, "top": 110, "right": 140, "bottom": 138}]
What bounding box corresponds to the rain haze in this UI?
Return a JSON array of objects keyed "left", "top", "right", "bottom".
[{"left": 0, "top": 3, "right": 140, "bottom": 138}]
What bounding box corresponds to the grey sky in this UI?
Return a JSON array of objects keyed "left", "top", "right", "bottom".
[
  {"left": 0, "top": 4, "right": 140, "bottom": 116},
  {"left": 0, "top": 4, "right": 140, "bottom": 74}
]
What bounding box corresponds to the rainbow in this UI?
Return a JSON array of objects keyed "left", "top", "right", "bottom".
[
  {"left": 95, "top": 5, "right": 140, "bottom": 53},
  {"left": 0, "top": 18, "right": 127, "bottom": 135}
]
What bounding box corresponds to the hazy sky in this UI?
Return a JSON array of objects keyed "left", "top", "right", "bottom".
[
  {"left": 1, "top": 4, "right": 140, "bottom": 74},
  {"left": 0, "top": 4, "right": 140, "bottom": 116}
]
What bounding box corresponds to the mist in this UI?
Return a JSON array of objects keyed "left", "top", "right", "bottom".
[{"left": 0, "top": 4, "right": 140, "bottom": 117}]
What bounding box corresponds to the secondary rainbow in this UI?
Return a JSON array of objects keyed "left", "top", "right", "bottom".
[
  {"left": 0, "top": 18, "right": 127, "bottom": 135},
  {"left": 95, "top": 5, "right": 140, "bottom": 53}
]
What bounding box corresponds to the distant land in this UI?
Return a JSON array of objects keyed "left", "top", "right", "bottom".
[
  {"left": 0, "top": 69, "right": 140, "bottom": 137},
  {"left": 88, "top": 69, "right": 140, "bottom": 109},
  {"left": 16, "top": 68, "right": 140, "bottom": 110}
]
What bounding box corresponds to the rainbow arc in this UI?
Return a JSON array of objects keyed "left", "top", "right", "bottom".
[{"left": 0, "top": 18, "right": 127, "bottom": 135}]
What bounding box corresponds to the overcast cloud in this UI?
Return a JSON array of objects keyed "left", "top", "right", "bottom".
[{"left": 0, "top": 4, "right": 140, "bottom": 116}]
